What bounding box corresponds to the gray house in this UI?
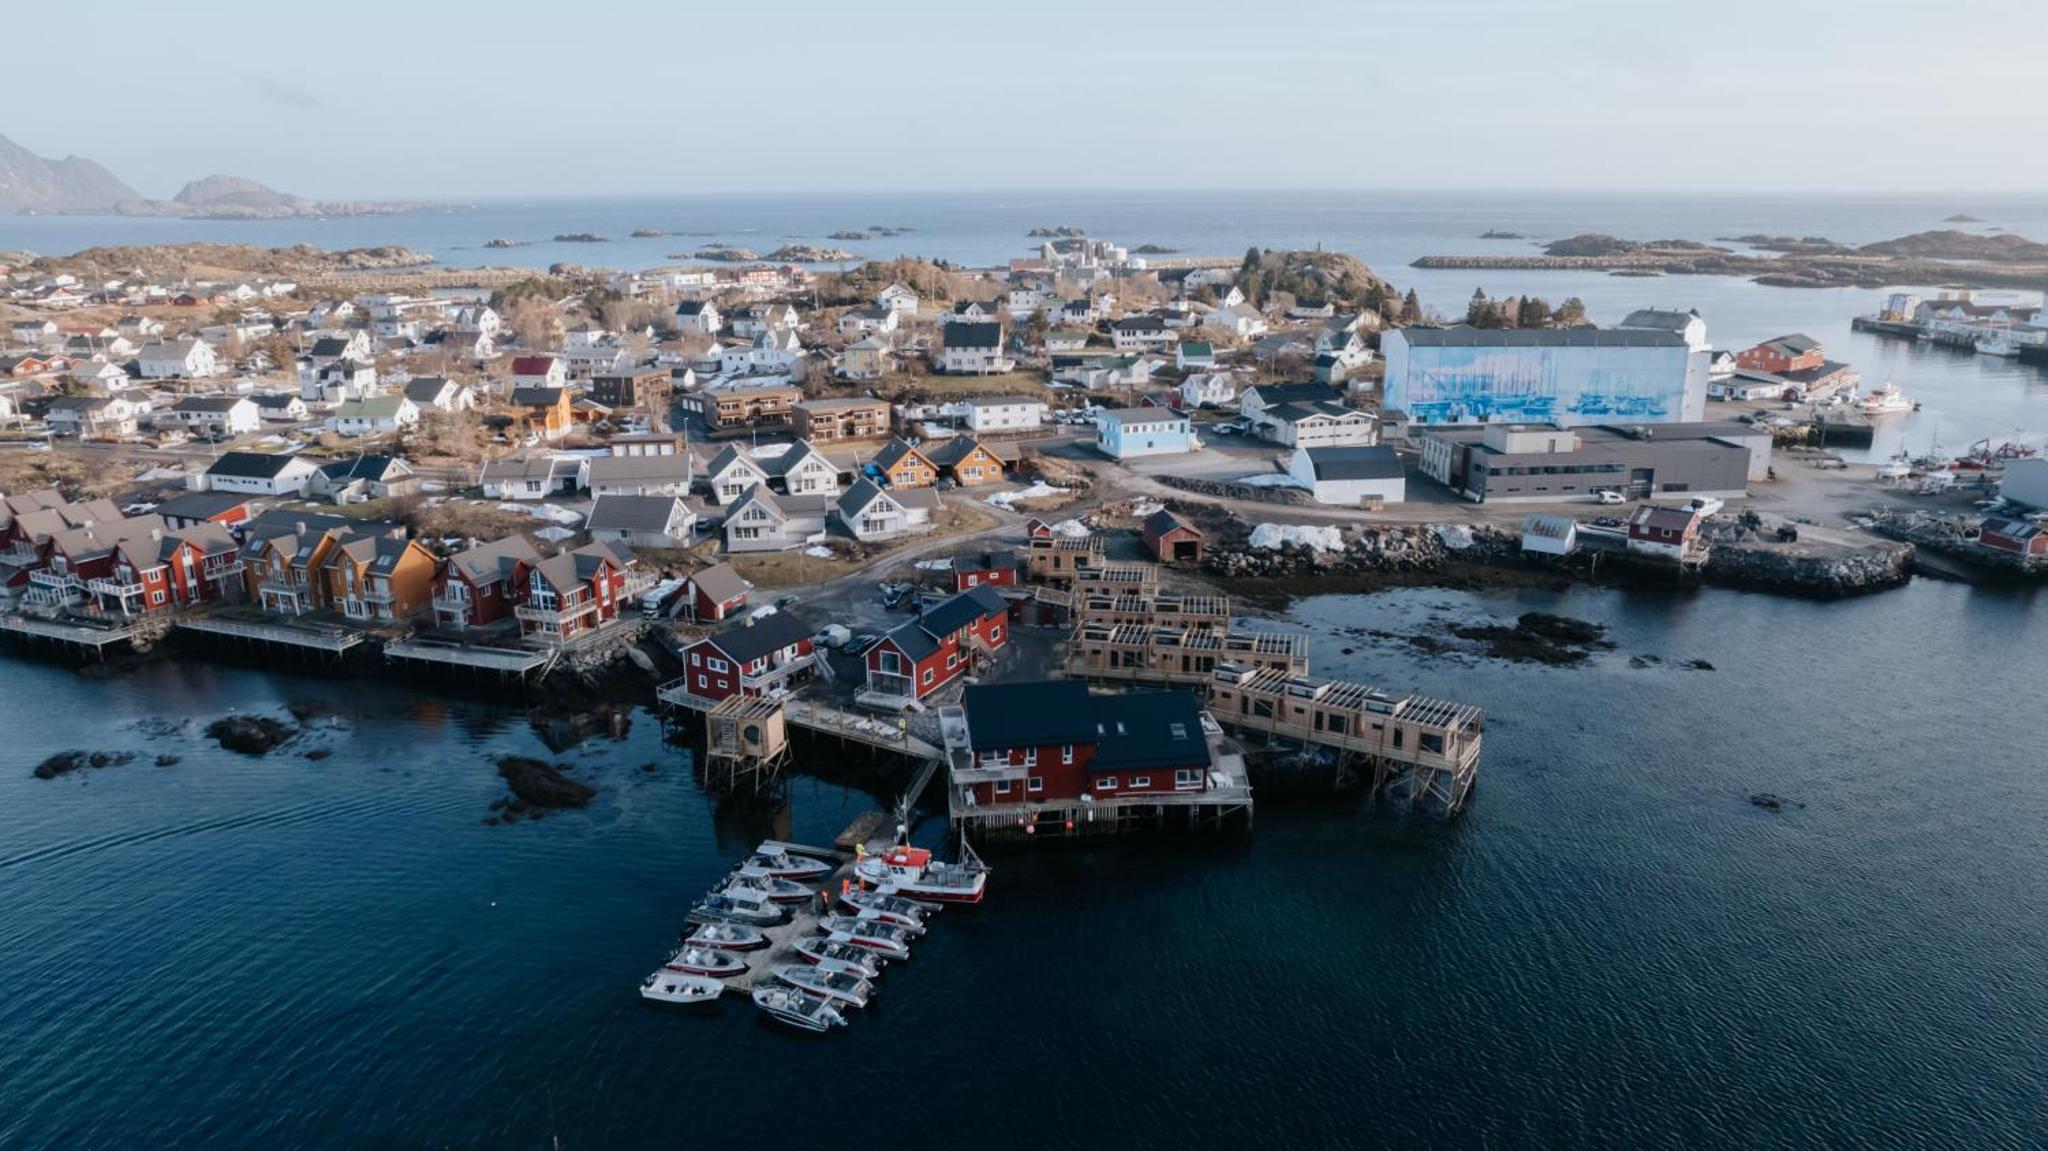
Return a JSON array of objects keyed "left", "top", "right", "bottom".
[
  {"left": 586, "top": 494, "right": 697, "bottom": 550},
  {"left": 722, "top": 484, "right": 829, "bottom": 553}
]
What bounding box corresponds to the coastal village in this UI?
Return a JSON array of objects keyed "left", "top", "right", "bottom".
[{"left": 3, "top": 230, "right": 2046, "bottom": 1025}]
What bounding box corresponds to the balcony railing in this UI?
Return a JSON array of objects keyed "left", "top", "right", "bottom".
[
  {"left": 430, "top": 594, "right": 472, "bottom": 619},
  {"left": 87, "top": 577, "right": 146, "bottom": 599},
  {"left": 29, "top": 569, "right": 80, "bottom": 589},
  {"left": 0, "top": 543, "right": 41, "bottom": 565},
  {"left": 740, "top": 651, "right": 814, "bottom": 690},
  {"left": 515, "top": 598, "right": 601, "bottom": 626}
]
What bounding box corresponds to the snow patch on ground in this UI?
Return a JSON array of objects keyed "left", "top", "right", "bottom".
[
  {"left": 1249, "top": 523, "right": 1344, "bottom": 552},
  {"left": 499, "top": 502, "right": 585, "bottom": 526},
  {"left": 1433, "top": 523, "right": 1475, "bottom": 550},
  {"left": 803, "top": 545, "right": 835, "bottom": 558},
  {"left": 1129, "top": 498, "right": 1164, "bottom": 517},
  {"left": 748, "top": 443, "right": 792, "bottom": 459},
  {"left": 1050, "top": 518, "right": 1093, "bottom": 538},
  {"left": 1234, "top": 472, "right": 1304, "bottom": 489},
  {"left": 985, "top": 482, "right": 1070, "bottom": 509}
]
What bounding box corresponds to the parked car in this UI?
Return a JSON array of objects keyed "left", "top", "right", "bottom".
[
  {"left": 1592, "top": 489, "right": 1624, "bottom": 505},
  {"left": 1684, "top": 497, "right": 1726, "bottom": 516}
]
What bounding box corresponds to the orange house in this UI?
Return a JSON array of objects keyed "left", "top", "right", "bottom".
[
  {"left": 320, "top": 535, "right": 439, "bottom": 623},
  {"left": 925, "top": 436, "right": 1006, "bottom": 486},
  {"left": 1735, "top": 334, "right": 1824, "bottom": 375},
  {"left": 872, "top": 438, "right": 938, "bottom": 488},
  {"left": 511, "top": 386, "right": 574, "bottom": 441}
]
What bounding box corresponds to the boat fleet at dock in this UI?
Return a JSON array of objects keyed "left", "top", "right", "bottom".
[{"left": 637, "top": 836, "right": 988, "bottom": 1034}]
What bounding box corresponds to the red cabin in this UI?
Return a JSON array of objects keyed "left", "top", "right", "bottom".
[
  {"left": 1141, "top": 508, "right": 1203, "bottom": 564},
  {"left": 863, "top": 585, "right": 1008, "bottom": 704},
  {"left": 950, "top": 681, "right": 1213, "bottom": 809},
  {"left": 680, "top": 611, "right": 817, "bottom": 701},
  {"left": 685, "top": 562, "right": 751, "bottom": 622},
  {"left": 949, "top": 549, "right": 1019, "bottom": 592}
]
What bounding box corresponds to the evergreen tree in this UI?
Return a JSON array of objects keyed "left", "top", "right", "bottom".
[
  {"left": 1465, "top": 288, "right": 1490, "bottom": 326},
  {"left": 1518, "top": 296, "right": 1551, "bottom": 328},
  {"left": 1402, "top": 287, "right": 1421, "bottom": 322}
]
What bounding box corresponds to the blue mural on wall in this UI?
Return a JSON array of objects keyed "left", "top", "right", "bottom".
[{"left": 1394, "top": 346, "right": 1689, "bottom": 425}]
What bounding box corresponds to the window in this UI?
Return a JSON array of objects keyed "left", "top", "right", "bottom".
[
  {"left": 922, "top": 668, "right": 935, "bottom": 685},
  {"left": 1060, "top": 744, "right": 1074, "bottom": 765},
  {"left": 707, "top": 658, "right": 729, "bottom": 673},
  {"left": 1096, "top": 777, "right": 1117, "bottom": 790},
  {"left": 946, "top": 652, "right": 959, "bottom": 669},
  {"left": 989, "top": 625, "right": 1002, "bottom": 643},
  {"left": 1174, "top": 768, "right": 1203, "bottom": 790},
  {"left": 1027, "top": 777, "right": 1044, "bottom": 793},
  {"left": 696, "top": 674, "right": 707, "bottom": 689},
  {"left": 994, "top": 781, "right": 1012, "bottom": 795},
  {"left": 1130, "top": 776, "right": 1151, "bottom": 789}
]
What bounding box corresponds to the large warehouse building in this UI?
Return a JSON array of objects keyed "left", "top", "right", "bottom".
[
  {"left": 1382, "top": 325, "right": 1710, "bottom": 427},
  {"left": 1415, "top": 421, "right": 1767, "bottom": 504}
]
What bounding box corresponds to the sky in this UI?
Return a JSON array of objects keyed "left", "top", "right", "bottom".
[{"left": 7, "top": 0, "right": 2046, "bottom": 199}]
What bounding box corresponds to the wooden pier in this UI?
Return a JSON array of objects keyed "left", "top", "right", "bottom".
[
  {"left": 0, "top": 611, "right": 170, "bottom": 657},
  {"left": 656, "top": 681, "right": 945, "bottom": 794},
  {"left": 1206, "top": 664, "right": 1485, "bottom": 817},
  {"left": 177, "top": 615, "right": 366, "bottom": 657},
  {"left": 383, "top": 636, "right": 552, "bottom": 677}
]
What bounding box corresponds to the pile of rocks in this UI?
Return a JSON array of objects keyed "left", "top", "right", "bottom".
[
  {"left": 1208, "top": 523, "right": 1516, "bottom": 578},
  {"left": 1703, "top": 540, "right": 1914, "bottom": 597},
  {"left": 1158, "top": 475, "right": 1315, "bottom": 506}
]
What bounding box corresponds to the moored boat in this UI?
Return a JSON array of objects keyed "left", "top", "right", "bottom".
[
  {"left": 664, "top": 946, "right": 747, "bottom": 978},
  {"left": 793, "top": 936, "right": 883, "bottom": 978},
  {"left": 835, "top": 905, "right": 927, "bottom": 937},
  {"left": 839, "top": 890, "right": 930, "bottom": 928},
  {"left": 1858, "top": 381, "right": 1917, "bottom": 415},
  {"left": 818, "top": 917, "right": 915, "bottom": 959},
  {"left": 640, "top": 970, "right": 725, "bottom": 1005},
  {"left": 1977, "top": 334, "right": 2020, "bottom": 358},
  {"left": 853, "top": 843, "right": 988, "bottom": 905},
  {"left": 744, "top": 848, "right": 833, "bottom": 880},
  {"left": 682, "top": 922, "right": 768, "bottom": 951},
  {"left": 721, "top": 871, "right": 811, "bottom": 904},
  {"left": 752, "top": 985, "right": 847, "bottom": 1033},
  {"left": 690, "top": 890, "right": 785, "bottom": 927},
  {"left": 772, "top": 964, "right": 873, "bottom": 1009}
]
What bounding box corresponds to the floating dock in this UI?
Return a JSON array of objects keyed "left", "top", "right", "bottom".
[{"left": 177, "top": 615, "right": 366, "bottom": 656}]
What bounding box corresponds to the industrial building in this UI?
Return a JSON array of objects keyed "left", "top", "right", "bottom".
[
  {"left": 1382, "top": 325, "right": 1709, "bottom": 427},
  {"left": 1414, "top": 421, "right": 1766, "bottom": 503}
]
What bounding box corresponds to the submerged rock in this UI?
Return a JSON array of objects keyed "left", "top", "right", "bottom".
[
  {"left": 206, "top": 715, "right": 296, "bottom": 755},
  {"left": 1749, "top": 792, "right": 1804, "bottom": 812},
  {"left": 1516, "top": 612, "right": 1606, "bottom": 645},
  {"left": 34, "top": 750, "right": 138, "bottom": 779},
  {"left": 494, "top": 756, "right": 596, "bottom": 810}
]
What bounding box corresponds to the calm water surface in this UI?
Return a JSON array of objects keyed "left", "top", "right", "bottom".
[{"left": 2, "top": 579, "right": 2043, "bottom": 1148}]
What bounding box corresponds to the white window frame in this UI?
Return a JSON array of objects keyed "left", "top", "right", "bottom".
[
  {"left": 1060, "top": 744, "right": 1074, "bottom": 765},
  {"left": 1174, "top": 768, "right": 1203, "bottom": 790},
  {"left": 1026, "top": 776, "right": 1044, "bottom": 794},
  {"left": 1096, "top": 777, "right": 1117, "bottom": 790},
  {"left": 1130, "top": 776, "right": 1151, "bottom": 788},
  {"left": 993, "top": 780, "right": 1012, "bottom": 796},
  {"left": 1024, "top": 748, "right": 1037, "bottom": 767}
]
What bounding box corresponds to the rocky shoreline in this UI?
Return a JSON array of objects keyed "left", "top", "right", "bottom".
[{"left": 1203, "top": 521, "right": 1914, "bottom": 602}]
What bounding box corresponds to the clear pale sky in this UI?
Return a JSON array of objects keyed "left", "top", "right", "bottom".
[{"left": 8, "top": 0, "right": 2042, "bottom": 198}]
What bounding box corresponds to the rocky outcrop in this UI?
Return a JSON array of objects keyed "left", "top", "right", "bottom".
[
  {"left": 33, "top": 750, "right": 138, "bottom": 779},
  {"left": 1158, "top": 475, "right": 1315, "bottom": 506},
  {"left": 206, "top": 715, "right": 297, "bottom": 755},
  {"left": 1701, "top": 540, "right": 1913, "bottom": 597},
  {"left": 765, "top": 244, "right": 854, "bottom": 262},
  {"left": 0, "top": 133, "right": 141, "bottom": 213},
  {"left": 493, "top": 757, "right": 596, "bottom": 813}
]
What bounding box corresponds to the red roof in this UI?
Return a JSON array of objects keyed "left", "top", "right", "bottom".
[{"left": 511, "top": 355, "right": 557, "bottom": 376}]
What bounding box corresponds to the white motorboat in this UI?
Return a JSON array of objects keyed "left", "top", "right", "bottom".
[
  {"left": 853, "top": 842, "right": 987, "bottom": 905},
  {"left": 721, "top": 872, "right": 811, "bottom": 904},
  {"left": 640, "top": 969, "right": 725, "bottom": 1005},
  {"left": 817, "top": 917, "right": 915, "bottom": 960},
  {"left": 1977, "top": 335, "right": 2020, "bottom": 358},
  {"left": 744, "top": 848, "right": 832, "bottom": 880},
  {"left": 683, "top": 922, "right": 768, "bottom": 952},
  {"left": 690, "top": 890, "right": 785, "bottom": 926},
  {"left": 834, "top": 905, "right": 927, "bottom": 937},
  {"left": 1859, "top": 381, "right": 1917, "bottom": 415},
  {"left": 792, "top": 937, "right": 883, "bottom": 978},
  {"left": 752, "top": 985, "right": 846, "bottom": 1033},
  {"left": 772, "top": 964, "right": 873, "bottom": 1009},
  {"left": 664, "top": 946, "right": 747, "bottom": 978},
  {"left": 842, "top": 890, "right": 937, "bottom": 925}
]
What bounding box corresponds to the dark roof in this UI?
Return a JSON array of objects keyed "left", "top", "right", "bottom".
[
  {"left": 1088, "top": 690, "right": 1212, "bottom": 773},
  {"left": 961, "top": 681, "right": 1098, "bottom": 747},
  {"left": 172, "top": 395, "right": 250, "bottom": 412},
  {"left": 319, "top": 454, "right": 409, "bottom": 483},
  {"left": 872, "top": 438, "right": 931, "bottom": 472},
  {"left": 1143, "top": 509, "right": 1199, "bottom": 538},
  {"left": 923, "top": 436, "right": 993, "bottom": 469},
  {"left": 1396, "top": 325, "right": 1686, "bottom": 349},
  {"left": 1755, "top": 333, "right": 1821, "bottom": 355},
  {"left": 1302, "top": 445, "right": 1403, "bottom": 481},
  {"left": 1247, "top": 382, "right": 1339, "bottom": 407},
  {"left": 205, "top": 450, "right": 308, "bottom": 479},
  {"left": 403, "top": 377, "right": 456, "bottom": 402},
  {"left": 309, "top": 336, "right": 355, "bottom": 357},
  {"left": 250, "top": 391, "right": 301, "bottom": 410},
  {"left": 151, "top": 490, "right": 247, "bottom": 521},
  {"left": 943, "top": 322, "right": 1002, "bottom": 350},
  {"left": 586, "top": 494, "right": 686, "bottom": 533},
  {"left": 918, "top": 584, "right": 1007, "bottom": 637},
  {"left": 510, "top": 386, "right": 564, "bottom": 407},
  {"left": 951, "top": 549, "right": 1018, "bottom": 574},
  {"left": 701, "top": 610, "right": 813, "bottom": 664},
  {"left": 1111, "top": 315, "right": 1166, "bottom": 332}
]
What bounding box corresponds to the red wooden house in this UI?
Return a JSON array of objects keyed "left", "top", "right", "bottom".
[
  {"left": 152, "top": 491, "right": 254, "bottom": 532},
  {"left": 679, "top": 611, "right": 816, "bottom": 701},
  {"left": 1736, "top": 334, "right": 1824, "bottom": 375},
  {"left": 517, "top": 542, "right": 631, "bottom": 644},
  {"left": 949, "top": 549, "right": 1019, "bottom": 592},
  {"left": 949, "top": 680, "right": 1213, "bottom": 809},
  {"left": 1978, "top": 515, "right": 2048, "bottom": 558},
  {"left": 91, "top": 523, "right": 243, "bottom": 615},
  {"left": 433, "top": 534, "right": 543, "bottom": 629},
  {"left": 1141, "top": 508, "right": 1203, "bottom": 563},
  {"left": 684, "top": 562, "right": 751, "bottom": 622},
  {"left": 863, "top": 585, "right": 1008, "bottom": 704},
  {"left": 1022, "top": 517, "right": 1054, "bottom": 541}
]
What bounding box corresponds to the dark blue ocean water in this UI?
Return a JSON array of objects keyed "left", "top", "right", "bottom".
[
  {"left": 7, "top": 190, "right": 2046, "bottom": 459},
  {"left": 2, "top": 579, "right": 2043, "bottom": 1148}
]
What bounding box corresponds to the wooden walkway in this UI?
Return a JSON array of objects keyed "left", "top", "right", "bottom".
[
  {"left": 656, "top": 680, "right": 943, "bottom": 762},
  {"left": 384, "top": 637, "right": 550, "bottom": 674},
  {"left": 178, "top": 616, "right": 366, "bottom": 653},
  {"left": 0, "top": 613, "right": 156, "bottom": 650}
]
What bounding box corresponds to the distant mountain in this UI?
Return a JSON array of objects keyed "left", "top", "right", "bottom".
[
  {"left": 0, "top": 133, "right": 144, "bottom": 213},
  {"left": 1, "top": 132, "right": 433, "bottom": 219}
]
